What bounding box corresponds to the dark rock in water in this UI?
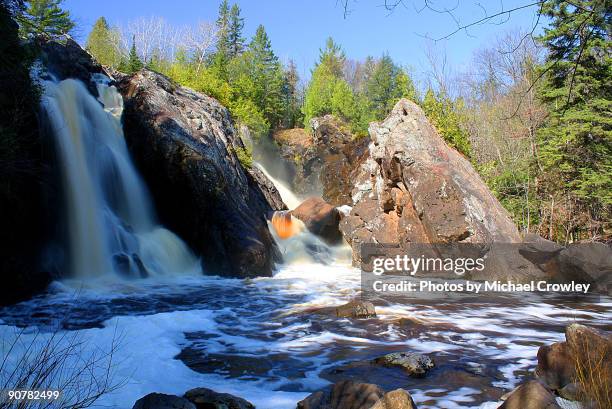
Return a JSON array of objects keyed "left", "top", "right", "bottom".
[
  {"left": 297, "top": 380, "right": 417, "bottom": 409},
  {"left": 117, "top": 70, "right": 285, "bottom": 278},
  {"left": 556, "top": 243, "right": 612, "bottom": 292},
  {"left": 335, "top": 300, "right": 377, "bottom": 318},
  {"left": 292, "top": 197, "right": 342, "bottom": 244},
  {"left": 499, "top": 380, "right": 561, "bottom": 409},
  {"left": 373, "top": 352, "right": 434, "bottom": 377},
  {"left": 272, "top": 116, "right": 370, "bottom": 206},
  {"left": 519, "top": 234, "right": 564, "bottom": 265},
  {"left": 535, "top": 341, "right": 574, "bottom": 390},
  {"left": 183, "top": 387, "right": 255, "bottom": 409},
  {"left": 132, "top": 393, "right": 196, "bottom": 409},
  {"left": 38, "top": 36, "right": 107, "bottom": 96}
]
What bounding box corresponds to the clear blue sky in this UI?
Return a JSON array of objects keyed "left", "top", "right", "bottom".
[{"left": 64, "top": 0, "right": 546, "bottom": 84}]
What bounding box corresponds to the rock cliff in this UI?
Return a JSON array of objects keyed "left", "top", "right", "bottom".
[
  {"left": 271, "top": 115, "right": 369, "bottom": 207},
  {"left": 341, "top": 99, "right": 522, "bottom": 266},
  {"left": 117, "top": 70, "right": 285, "bottom": 277}
]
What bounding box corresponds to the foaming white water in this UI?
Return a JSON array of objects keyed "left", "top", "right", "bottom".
[{"left": 42, "top": 76, "right": 199, "bottom": 279}]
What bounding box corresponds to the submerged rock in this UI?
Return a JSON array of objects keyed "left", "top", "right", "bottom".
[
  {"left": 297, "top": 380, "right": 417, "bottom": 409},
  {"left": 132, "top": 393, "right": 196, "bottom": 409},
  {"left": 183, "top": 387, "right": 255, "bottom": 409},
  {"left": 335, "top": 300, "right": 377, "bottom": 318},
  {"left": 499, "top": 380, "right": 560, "bottom": 409},
  {"left": 373, "top": 352, "right": 434, "bottom": 377},
  {"left": 118, "top": 70, "right": 284, "bottom": 278},
  {"left": 291, "top": 197, "right": 342, "bottom": 244}
]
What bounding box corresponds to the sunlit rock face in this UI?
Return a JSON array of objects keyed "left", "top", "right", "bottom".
[
  {"left": 271, "top": 115, "right": 370, "bottom": 207},
  {"left": 117, "top": 69, "right": 284, "bottom": 278},
  {"left": 341, "top": 99, "right": 522, "bottom": 268}
]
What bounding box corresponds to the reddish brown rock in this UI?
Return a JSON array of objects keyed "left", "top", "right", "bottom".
[
  {"left": 291, "top": 197, "right": 342, "bottom": 244},
  {"left": 341, "top": 99, "right": 527, "bottom": 279},
  {"left": 499, "top": 380, "right": 561, "bottom": 409},
  {"left": 297, "top": 380, "right": 416, "bottom": 409},
  {"left": 335, "top": 300, "right": 377, "bottom": 318},
  {"left": 536, "top": 342, "right": 575, "bottom": 390}
]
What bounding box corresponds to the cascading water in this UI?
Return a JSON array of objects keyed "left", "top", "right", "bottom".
[{"left": 41, "top": 74, "right": 199, "bottom": 279}]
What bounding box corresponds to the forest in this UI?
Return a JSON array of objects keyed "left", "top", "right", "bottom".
[{"left": 3, "top": 0, "right": 611, "bottom": 244}]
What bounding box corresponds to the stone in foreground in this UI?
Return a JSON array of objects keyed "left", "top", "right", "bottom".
[
  {"left": 499, "top": 380, "right": 561, "bottom": 409},
  {"left": 132, "top": 393, "right": 196, "bottom": 409},
  {"left": 373, "top": 352, "right": 434, "bottom": 377},
  {"left": 336, "top": 300, "right": 377, "bottom": 318},
  {"left": 184, "top": 387, "right": 255, "bottom": 409},
  {"left": 297, "top": 380, "right": 417, "bottom": 409}
]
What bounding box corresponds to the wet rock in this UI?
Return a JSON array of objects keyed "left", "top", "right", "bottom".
[
  {"left": 373, "top": 352, "right": 434, "bottom": 377},
  {"left": 291, "top": 197, "right": 342, "bottom": 244},
  {"left": 118, "top": 70, "right": 284, "bottom": 278},
  {"left": 556, "top": 243, "right": 612, "bottom": 292},
  {"left": 340, "top": 99, "right": 522, "bottom": 272},
  {"left": 335, "top": 300, "right": 377, "bottom": 318},
  {"left": 519, "top": 234, "right": 564, "bottom": 265},
  {"left": 297, "top": 380, "right": 416, "bottom": 409},
  {"left": 132, "top": 393, "right": 196, "bottom": 409},
  {"left": 536, "top": 341, "right": 574, "bottom": 390},
  {"left": 557, "top": 382, "right": 579, "bottom": 401},
  {"left": 499, "top": 380, "right": 561, "bottom": 409},
  {"left": 183, "top": 387, "right": 255, "bottom": 409}
]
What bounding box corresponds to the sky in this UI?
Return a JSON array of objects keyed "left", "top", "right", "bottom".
[{"left": 63, "top": 0, "right": 547, "bottom": 84}]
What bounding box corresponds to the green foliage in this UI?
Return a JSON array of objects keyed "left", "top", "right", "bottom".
[
  {"left": 18, "top": 0, "right": 74, "bottom": 38},
  {"left": 228, "top": 4, "right": 244, "bottom": 58},
  {"left": 126, "top": 36, "right": 143, "bottom": 74},
  {"left": 234, "top": 145, "right": 253, "bottom": 169},
  {"left": 422, "top": 89, "right": 471, "bottom": 157},
  {"left": 536, "top": 0, "right": 612, "bottom": 228},
  {"left": 85, "top": 17, "right": 122, "bottom": 68},
  {"left": 365, "top": 53, "right": 417, "bottom": 118}
]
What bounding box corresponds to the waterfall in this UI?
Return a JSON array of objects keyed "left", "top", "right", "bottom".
[{"left": 42, "top": 75, "right": 199, "bottom": 279}]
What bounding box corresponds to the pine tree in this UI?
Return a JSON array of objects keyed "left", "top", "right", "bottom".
[
  {"left": 317, "top": 37, "right": 345, "bottom": 77},
  {"left": 19, "top": 0, "right": 74, "bottom": 38},
  {"left": 282, "top": 59, "right": 301, "bottom": 128},
  {"left": 536, "top": 0, "right": 611, "bottom": 233},
  {"left": 248, "top": 25, "right": 285, "bottom": 129},
  {"left": 127, "top": 35, "right": 143, "bottom": 74},
  {"left": 213, "top": 0, "right": 231, "bottom": 73},
  {"left": 86, "top": 17, "right": 121, "bottom": 68},
  {"left": 228, "top": 3, "right": 244, "bottom": 58}
]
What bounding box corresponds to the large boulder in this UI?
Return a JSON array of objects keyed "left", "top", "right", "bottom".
[
  {"left": 499, "top": 380, "right": 561, "bottom": 409},
  {"left": 555, "top": 243, "right": 612, "bottom": 292},
  {"left": 340, "top": 99, "right": 526, "bottom": 277},
  {"left": 271, "top": 116, "right": 370, "bottom": 206},
  {"left": 297, "top": 380, "right": 417, "bottom": 409},
  {"left": 291, "top": 197, "right": 342, "bottom": 244},
  {"left": 536, "top": 342, "right": 575, "bottom": 390},
  {"left": 133, "top": 393, "right": 196, "bottom": 409},
  {"left": 118, "top": 70, "right": 284, "bottom": 277},
  {"left": 183, "top": 387, "right": 255, "bottom": 409}
]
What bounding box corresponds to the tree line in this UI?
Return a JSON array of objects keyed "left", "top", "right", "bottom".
[{"left": 4, "top": 0, "right": 611, "bottom": 243}]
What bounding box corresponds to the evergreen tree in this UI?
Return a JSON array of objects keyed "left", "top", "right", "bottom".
[
  {"left": 537, "top": 0, "right": 611, "bottom": 231},
  {"left": 248, "top": 25, "right": 285, "bottom": 129},
  {"left": 317, "top": 37, "right": 345, "bottom": 77},
  {"left": 126, "top": 35, "right": 143, "bottom": 74},
  {"left": 19, "top": 0, "right": 74, "bottom": 38},
  {"left": 213, "top": 0, "right": 231, "bottom": 74},
  {"left": 85, "top": 17, "right": 121, "bottom": 68},
  {"left": 282, "top": 59, "right": 302, "bottom": 128},
  {"left": 228, "top": 3, "right": 244, "bottom": 58}
]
